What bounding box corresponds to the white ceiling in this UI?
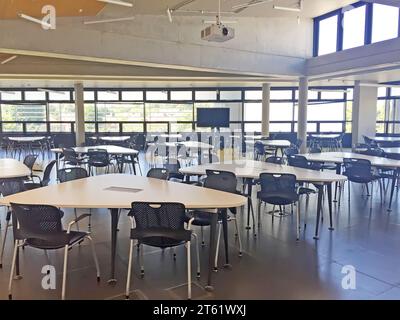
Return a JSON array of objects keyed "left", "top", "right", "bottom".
[{"left": 102, "top": 0, "right": 357, "bottom": 18}]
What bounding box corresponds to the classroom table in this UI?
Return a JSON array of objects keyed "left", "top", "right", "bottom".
[
  {"left": 0, "top": 174, "right": 246, "bottom": 291},
  {"left": 90, "top": 136, "right": 130, "bottom": 143},
  {"left": 51, "top": 145, "right": 139, "bottom": 174},
  {"left": 7, "top": 137, "right": 45, "bottom": 143},
  {"left": 382, "top": 148, "right": 400, "bottom": 155},
  {"left": 0, "top": 159, "right": 31, "bottom": 179},
  {"left": 180, "top": 160, "right": 347, "bottom": 240},
  {"left": 246, "top": 140, "right": 291, "bottom": 156},
  {"left": 303, "top": 152, "right": 400, "bottom": 211}
]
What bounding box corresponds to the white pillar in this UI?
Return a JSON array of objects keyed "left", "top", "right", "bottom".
[
  {"left": 352, "top": 81, "right": 378, "bottom": 148},
  {"left": 261, "top": 83, "right": 271, "bottom": 137},
  {"left": 297, "top": 77, "right": 308, "bottom": 153},
  {"left": 74, "top": 83, "right": 85, "bottom": 146}
]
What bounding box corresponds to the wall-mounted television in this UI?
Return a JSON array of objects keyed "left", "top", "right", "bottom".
[{"left": 196, "top": 108, "right": 230, "bottom": 128}]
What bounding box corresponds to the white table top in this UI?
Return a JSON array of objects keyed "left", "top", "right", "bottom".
[
  {"left": 246, "top": 140, "right": 291, "bottom": 148},
  {"left": 149, "top": 141, "right": 214, "bottom": 150},
  {"left": 52, "top": 145, "right": 138, "bottom": 155},
  {"left": 368, "top": 136, "right": 400, "bottom": 143},
  {"left": 90, "top": 136, "right": 130, "bottom": 142},
  {"left": 0, "top": 174, "right": 247, "bottom": 209},
  {"left": 180, "top": 160, "right": 347, "bottom": 183},
  {"left": 7, "top": 136, "right": 45, "bottom": 142},
  {"left": 0, "top": 159, "right": 30, "bottom": 179},
  {"left": 310, "top": 134, "right": 341, "bottom": 139},
  {"left": 382, "top": 148, "right": 400, "bottom": 155},
  {"left": 303, "top": 152, "right": 400, "bottom": 169}
]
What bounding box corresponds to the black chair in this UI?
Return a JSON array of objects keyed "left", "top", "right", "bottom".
[
  {"left": 343, "top": 158, "right": 383, "bottom": 203},
  {"left": 308, "top": 147, "right": 337, "bottom": 171},
  {"left": 265, "top": 156, "right": 284, "bottom": 164},
  {"left": 360, "top": 146, "right": 385, "bottom": 157},
  {"left": 284, "top": 147, "right": 299, "bottom": 158},
  {"left": 185, "top": 170, "right": 243, "bottom": 271},
  {"left": 0, "top": 178, "right": 26, "bottom": 269},
  {"left": 24, "top": 160, "right": 57, "bottom": 190},
  {"left": 146, "top": 168, "right": 169, "bottom": 180},
  {"left": 287, "top": 155, "right": 323, "bottom": 171},
  {"left": 254, "top": 141, "right": 273, "bottom": 161},
  {"left": 257, "top": 173, "right": 301, "bottom": 240},
  {"left": 87, "top": 149, "right": 111, "bottom": 175},
  {"left": 293, "top": 139, "right": 303, "bottom": 149},
  {"left": 165, "top": 160, "right": 185, "bottom": 182},
  {"left": 125, "top": 202, "right": 197, "bottom": 300},
  {"left": 23, "top": 154, "right": 38, "bottom": 177},
  {"left": 62, "top": 148, "right": 87, "bottom": 167},
  {"left": 8, "top": 203, "right": 100, "bottom": 300},
  {"left": 58, "top": 167, "right": 90, "bottom": 230},
  {"left": 363, "top": 135, "right": 378, "bottom": 147}
]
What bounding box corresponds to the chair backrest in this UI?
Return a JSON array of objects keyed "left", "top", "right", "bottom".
[
  {"left": 129, "top": 202, "right": 186, "bottom": 232},
  {"left": 254, "top": 141, "right": 266, "bottom": 156},
  {"left": 361, "top": 147, "right": 385, "bottom": 157},
  {"left": 41, "top": 160, "right": 57, "bottom": 186},
  {"left": 58, "top": 167, "right": 88, "bottom": 183},
  {"left": 147, "top": 168, "right": 169, "bottom": 180},
  {"left": 265, "top": 156, "right": 284, "bottom": 164},
  {"left": 363, "top": 135, "right": 377, "bottom": 147},
  {"left": 287, "top": 155, "right": 322, "bottom": 171},
  {"left": 23, "top": 154, "right": 38, "bottom": 171},
  {"left": 204, "top": 170, "right": 237, "bottom": 194},
  {"left": 10, "top": 203, "right": 64, "bottom": 242},
  {"left": 309, "top": 146, "right": 322, "bottom": 154},
  {"left": 0, "top": 178, "right": 26, "bottom": 197},
  {"left": 259, "top": 173, "right": 297, "bottom": 195},
  {"left": 293, "top": 139, "right": 303, "bottom": 149},
  {"left": 62, "top": 147, "right": 78, "bottom": 162},
  {"left": 343, "top": 158, "right": 372, "bottom": 179},
  {"left": 284, "top": 147, "right": 299, "bottom": 157},
  {"left": 87, "top": 148, "right": 109, "bottom": 165}
]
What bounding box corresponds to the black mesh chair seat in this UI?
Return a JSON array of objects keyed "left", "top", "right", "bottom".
[
  {"left": 184, "top": 211, "right": 212, "bottom": 226},
  {"left": 87, "top": 149, "right": 110, "bottom": 167},
  {"left": 58, "top": 167, "right": 88, "bottom": 183},
  {"left": 257, "top": 191, "right": 299, "bottom": 205},
  {"left": 298, "top": 187, "right": 316, "bottom": 195},
  {"left": 146, "top": 168, "right": 169, "bottom": 180},
  {"left": 23, "top": 231, "right": 87, "bottom": 250},
  {"left": 131, "top": 228, "right": 191, "bottom": 248}
]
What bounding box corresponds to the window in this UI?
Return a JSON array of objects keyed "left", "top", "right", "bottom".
[
  {"left": 390, "top": 87, "right": 400, "bottom": 97},
  {"left": 244, "top": 90, "right": 262, "bottom": 100},
  {"left": 170, "top": 91, "right": 192, "bottom": 101},
  {"left": 270, "top": 90, "right": 293, "bottom": 100},
  {"left": 84, "top": 91, "right": 95, "bottom": 101},
  {"left": 84, "top": 104, "right": 96, "bottom": 132},
  {"left": 195, "top": 91, "right": 217, "bottom": 101},
  {"left": 378, "top": 87, "right": 388, "bottom": 97},
  {"left": 376, "top": 100, "right": 386, "bottom": 133},
  {"left": 97, "top": 91, "right": 119, "bottom": 101},
  {"left": 317, "top": 15, "right": 338, "bottom": 55},
  {"left": 1, "top": 104, "right": 46, "bottom": 132},
  {"left": 146, "top": 103, "right": 193, "bottom": 132},
  {"left": 97, "top": 103, "right": 144, "bottom": 132},
  {"left": 244, "top": 103, "right": 261, "bottom": 132},
  {"left": 220, "top": 91, "right": 242, "bottom": 100},
  {"left": 0, "top": 91, "right": 22, "bottom": 101},
  {"left": 49, "top": 91, "right": 70, "bottom": 101},
  {"left": 343, "top": 5, "right": 366, "bottom": 50},
  {"left": 146, "top": 91, "right": 168, "bottom": 101},
  {"left": 294, "top": 90, "right": 319, "bottom": 100},
  {"left": 320, "top": 91, "right": 345, "bottom": 100},
  {"left": 372, "top": 4, "right": 399, "bottom": 43},
  {"left": 25, "top": 91, "right": 46, "bottom": 101},
  {"left": 48, "top": 103, "right": 75, "bottom": 132},
  {"left": 121, "top": 91, "right": 143, "bottom": 101}
]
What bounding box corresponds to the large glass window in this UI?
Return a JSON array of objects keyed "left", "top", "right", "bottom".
[
  {"left": 48, "top": 103, "right": 75, "bottom": 132},
  {"left": 84, "top": 104, "right": 96, "bottom": 132},
  {"left": 1, "top": 104, "right": 46, "bottom": 132},
  {"left": 244, "top": 103, "right": 261, "bottom": 132},
  {"left": 146, "top": 103, "right": 193, "bottom": 132},
  {"left": 343, "top": 5, "right": 366, "bottom": 50},
  {"left": 317, "top": 15, "right": 338, "bottom": 55},
  {"left": 372, "top": 4, "right": 399, "bottom": 43},
  {"left": 96, "top": 103, "right": 144, "bottom": 132}
]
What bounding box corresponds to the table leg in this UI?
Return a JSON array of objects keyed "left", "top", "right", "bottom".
[
  {"left": 388, "top": 169, "right": 398, "bottom": 212},
  {"left": 205, "top": 212, "right": 218, "bottom": 292},
  {"left": 130, "top": 155, "right": 137, "bottom": 175},
  {"left": 333, "top": 163, "right": 341, "bottom": 202},
  {"left": 327, "top": 183, "right": 334, "bottom": 231},
  {"left": 245, "top": 179, "right": 255, "bottom": 231},
  {"left": 221, "top": 209, "right": 230, "bottom": 268},
  {"left": 55, "top": 153, "right": 60, "bottom": 180},
  {"left": 313, "top": 185, "right": 324, "bottom": 240},
  {"left": 108, "top": 208, "right": 120, "bottom": 284}
]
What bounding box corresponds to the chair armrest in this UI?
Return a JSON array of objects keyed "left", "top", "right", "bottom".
[
  {"left": 186, "top": 217, "right": 195, "bottom": 230},
  {"left": 67, "top": 213, "right": 91, "bottom": 233},
  {"left": 30, "top": 174, "right": 43, "bottom": 185}
]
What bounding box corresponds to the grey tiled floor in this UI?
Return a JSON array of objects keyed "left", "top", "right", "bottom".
[{"left": 1, "top": 153, "right": 400, "bottom": 300}]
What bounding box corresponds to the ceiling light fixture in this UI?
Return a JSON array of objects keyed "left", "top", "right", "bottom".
[
  {"left": 18, "top": 13, "right": 52, "bottom": 28},
  {"left": 96, "top": 0, "right": 133, "bottom": 7},
  {"left": 1, "top": 55, "right": 17, "bottom": 65},
  {"left": 232, "top": 0, "right": 271, "bottom": 11},
  {"left": 84, "top": 16, "right": 135, "bottom": 25},
  {"left": 273, "top": 0, "right": 303, "bottom": 12}
]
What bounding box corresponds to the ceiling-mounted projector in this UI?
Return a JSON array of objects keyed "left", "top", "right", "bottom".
[{"left": 201, "top": 24, "right": 235, "bottom": 42}]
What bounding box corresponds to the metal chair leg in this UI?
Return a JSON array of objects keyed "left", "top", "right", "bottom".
[
  {"left": 8, "top": 240, "right": 19, "bottom": 300},
  {"left": 125, "top": 239, "right": 134, "bottom": 299},
  {"left": 61, "top": 244, "right": 69, "bottom": 300},
  {"left": 0, "top": 212, "right": 11, "bottom": 268},
  {"left": 296, "top": 201, "right": 301, "bottom": 241},
  {"left": 186, "top": 240, "right": 192, "bottom": 300},
  {"left": 191, "top": 233, "right": 201, "bottom": 279},
  {"left": 139, "top": 244, "right": 144, "bottom": 278},
  {"left": 214, "top": 222, "right": 222, "bottom": 271},
  {"left": 87, "top": 236, "right": 100, "bottom": 281},
  {"left": 233, "top": 217, "right": 242, "bottom": 257}
]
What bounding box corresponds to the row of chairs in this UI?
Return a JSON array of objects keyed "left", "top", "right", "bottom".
[{"left": 1, "top": 136, "right": 55, "bottom": 160}]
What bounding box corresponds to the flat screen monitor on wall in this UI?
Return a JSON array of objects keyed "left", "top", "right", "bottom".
[{"left": 196, "top": 108, "right": 230, "bottom": 128}]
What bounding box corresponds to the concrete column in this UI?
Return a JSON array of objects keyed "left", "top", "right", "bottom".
[
  {"left": 297, "top": 77, "right": 308, "bottom": 153},
  {"left": 74, "top": 83, "right": 85, "bottom": 146},
  {"left": 352, "top": 81, "right": 378, "bottom": 148},
  {"left": 261, "top": 83, "right": 271, "bottom": 137}
]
